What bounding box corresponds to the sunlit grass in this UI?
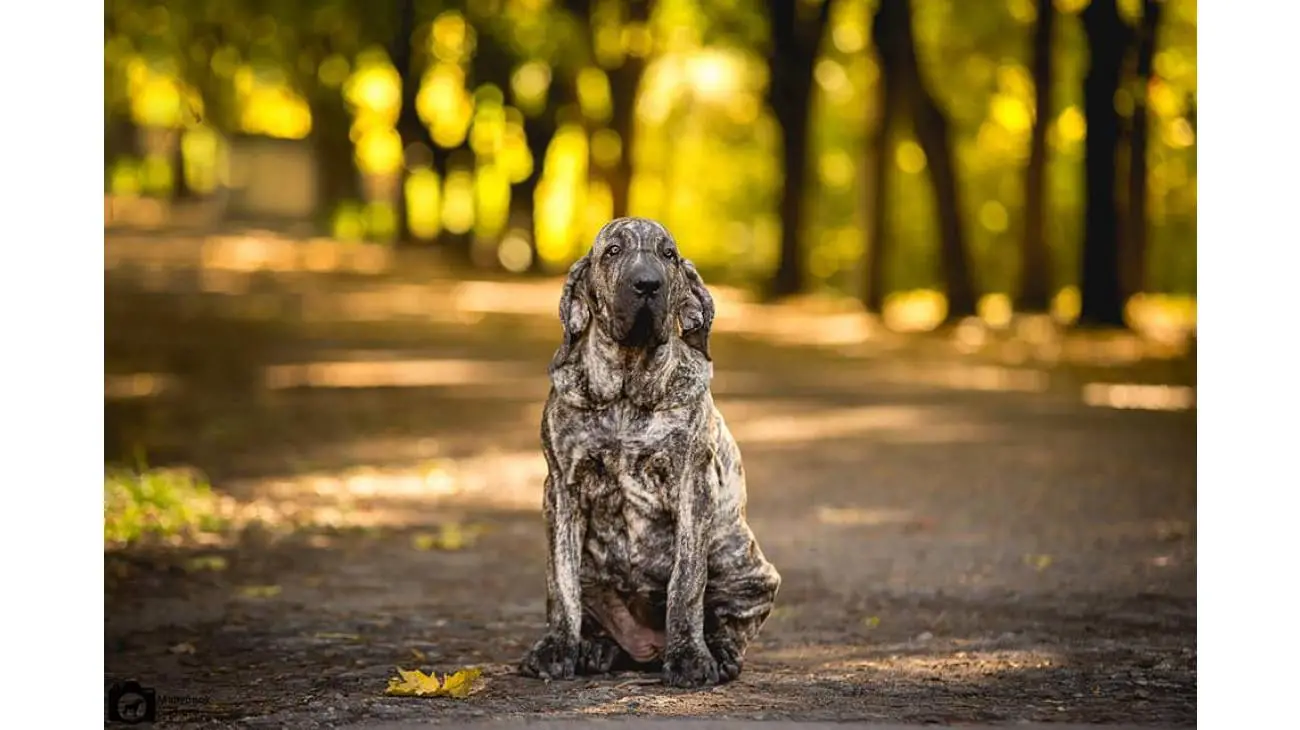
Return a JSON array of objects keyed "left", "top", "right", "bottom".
[{"left": 104, "top": 466, "right": 230, "bottom": 548}]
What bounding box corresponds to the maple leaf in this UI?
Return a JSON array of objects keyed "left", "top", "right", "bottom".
[
  {"left": 438, "top": 668, "right": 482, "bottom": 698},
  {"left": 384, "top": 667, "right": 482, "bottom": 698},
  {"left": 386, "top": 668, "right": 442, "bottom": 697}
]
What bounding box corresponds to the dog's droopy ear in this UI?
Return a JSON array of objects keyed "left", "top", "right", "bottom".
[
  {"left": 551, "top": 255, "right": 592, "bottom": 370},
  {"left": 679, "top": 258, "right": 715, "bottom": 361}
]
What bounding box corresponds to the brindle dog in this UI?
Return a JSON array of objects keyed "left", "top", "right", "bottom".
[{"left": 518, "top": 217, "right": 781, "bottom": 688}]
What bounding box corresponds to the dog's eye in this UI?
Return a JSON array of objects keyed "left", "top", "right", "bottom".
[
  {"left": 605, "top": 245, "right": 622, "bottom": 257},
  {"left": 662, "top": 249, "right": 677, "bottom": 262}
]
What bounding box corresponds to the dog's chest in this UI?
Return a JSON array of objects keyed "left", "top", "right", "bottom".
[
  {"left": 572, "top": 406, "right": 682, "bottom": 585},
  {"left": 576, "top": 406, "right": 678, "bottom": 511}
]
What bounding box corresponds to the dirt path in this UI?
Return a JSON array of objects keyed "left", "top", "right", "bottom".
[{"left": 104, "top": 261, "right": 1195, "bottom": 728}]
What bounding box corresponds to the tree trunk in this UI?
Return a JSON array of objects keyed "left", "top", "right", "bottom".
[
  {"left": 1123, "top": 0, "right": 1162, "bottom": 301},
  {"left": 765, "top": 0, "right": 835, "bottom": 301},
  {"left": 607, "top": 0, "right": 652, "bottom": 218},
  {"left": 171, "top": 130, "right": 193, "bottom": 200},
  {"left": 1079, "top": 0, "right": 1131, "bottom": 327},
  {"left": 517, "top": 112, "right": 560, "bottom": 273},
  {"left": 1016, "top": 0, "right": 1055, "bottom": 313},
  {"left": 873, "top": 0, "right": 977, "bottom": 321},
  {"left": 312, "top": 95, "right": 363, "bottom": 233},
  {"left": 914, "top": 92, "right": 977, "bottom": 320},
  {"left": 107, "top": 117, "right": 140, "bottom": 169},
  {"left": 175, "top": 25, "right": 237, "bottom": 202},
  {"left": 864, "top": 105, "right": 895, "bottom": 313},
  {"left": 864, "top": 6, "right": 900, "bottom": 313}
]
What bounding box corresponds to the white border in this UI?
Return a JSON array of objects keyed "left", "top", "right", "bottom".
[
  {"left": 0, "top": 3, "right": 105, "bottom": 726},
  {"left": 0, "top": 2, "right": 1254, "bottom": 728},
  {"left": 1199, "top": 2, "right": 1297, "bottom": 728}
]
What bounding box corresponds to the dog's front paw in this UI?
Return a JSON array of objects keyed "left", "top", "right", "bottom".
[
  {"left": 662, "top": 642, "right": 721, "bottom": 688},
  {"left": 706, "top": 633, "right": 744, "bottom": 682},
  {"left": 519, "top": 632, "right": 580, "bottom": 680}
]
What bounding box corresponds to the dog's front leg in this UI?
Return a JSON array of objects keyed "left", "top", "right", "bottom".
[
  {"left": 661, "top": 451, "right": 720, "bottom": 688},
  {"left": 519, "top": 448, "right": 585, "bottom": 680}
]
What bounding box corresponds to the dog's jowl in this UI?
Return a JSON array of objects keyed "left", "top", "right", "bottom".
[{"left": 518, "top": 217, "right": 781, "bottom": 688}]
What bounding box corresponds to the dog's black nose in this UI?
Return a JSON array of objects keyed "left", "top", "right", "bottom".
[{"left": 632, "top": 276, "right": 662, "bottom": 297}]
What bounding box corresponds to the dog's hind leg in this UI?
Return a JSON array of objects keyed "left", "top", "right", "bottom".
[{"left": 702, "top": 553, "right": 782, "bottom": 682}]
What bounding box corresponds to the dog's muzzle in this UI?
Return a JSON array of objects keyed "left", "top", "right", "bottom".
[{"left": 614, "top": 264, "right": 668, "bottom": 346}]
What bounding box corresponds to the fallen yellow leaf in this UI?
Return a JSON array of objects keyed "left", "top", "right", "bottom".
[
  {"left": 239, "top": 585, "right": 282, "bottom": 599},
  {"left": 862, "top": 616, "right": 881, "bottom": 629},
  {"left": 1023, "top": 554, "right": 1053, "bottom": 571},
  {"left": 438, "top": 668, "right": 482, "bottom": 698},
  {"left": 384, "top": 667, "right": 482, "bottom": 698},
  {"left": 185, "top": 555, "right": 228, "bottom": 573},
  {"left": 411, "top": 523, "right": 489, "bottom": 552},
  {"left": 387, "top": 667, "right": 442, "bottom": 696}
]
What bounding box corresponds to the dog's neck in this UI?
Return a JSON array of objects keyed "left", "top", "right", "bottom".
[{"left": 552, "top": 324, "right": 707, "bottom": 410}]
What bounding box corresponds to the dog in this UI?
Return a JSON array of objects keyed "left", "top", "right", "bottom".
[{"left": 518, "top": 217, "right": 781, "bottom": 688}]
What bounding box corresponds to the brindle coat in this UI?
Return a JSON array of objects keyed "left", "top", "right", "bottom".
[{"left": 518, "top": 217, "right": 781, "bottom": 688}]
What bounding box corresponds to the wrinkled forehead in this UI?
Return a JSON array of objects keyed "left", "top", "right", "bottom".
[{"left": 592, "top": 217, "right": 675, "bottom": 252}]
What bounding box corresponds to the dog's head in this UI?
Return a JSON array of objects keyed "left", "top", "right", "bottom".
[{"left": 554, "top": 217, "right": 714, "bottom": 366}]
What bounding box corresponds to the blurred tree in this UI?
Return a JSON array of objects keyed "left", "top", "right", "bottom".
[
  {"left": 1122, "top": 0, "right": 1163, "bottom": 301},
  {"left": 1079, "top": 0, "right": 1131, "bottom": 327},
  {"left": 104, "top": 3, "right": 140, "bottom": 169},
  {"left": 863, "top": 0, "right": 896, "bottom": 315},
  {"left": 765, "top": 0, "right": 835, "bottom": 300},
  {"left": 1016, "top": 0, "right": 1056, "bottom": 313},
  {"left": 301, "top": 1, "right": 379, "bottom": 233},
  {"left": 391, "top": 0, "right": 439, "bottom": 247},
  {"left": 553, "top": 0, "right": 652, "bottom": 221},
  {"left": 605, "top": 0, "right": 652, "bottom": 218},
  {"left": 256, "top": 0, "right": 404, "bottom": 236},
  {"left": 106, "top": 0, "right": 191, "bottom": 197},
  {"left": 163, "top": 2, "right": 199, "bottom": 200},
  {"left": 866, "top": 0, "right": 976, "bottom": 320},
  {"left": 470, "top": 0, "right": 577, "bottom": 268}
]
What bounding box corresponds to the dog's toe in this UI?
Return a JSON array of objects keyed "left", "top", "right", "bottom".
[
  {"left": 706, "top": 635, "right": 744, "bottom": 682},
  {"left": 662, "top": 643, "right": 721, "bottom": 688},
  {"left": 519, "top": 633, "right": 580, "bottom": 680},
  {"left": 577, "top": 636, "right": 623, "bottom": 675}
]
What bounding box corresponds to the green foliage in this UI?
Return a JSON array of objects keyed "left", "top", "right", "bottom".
[
  {"left": 104, "top": 465, "right": 227, "bottom": 547},
  {"left": 104, "top": 0, "right": 1196, "bottom": 298},
  {"left": 803, "top": 0, "right": 1195, "bottom": 300}
]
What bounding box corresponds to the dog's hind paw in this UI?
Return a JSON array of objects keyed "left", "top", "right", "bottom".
[
  {"left": 706, "top": 633, "right": 744, "bottom": 682},
  {"left": 577, "top": 635, "right": 624, "bottom": 675},
  {"left": 519, "top": 633, "right": 580, "bottom": 680}
]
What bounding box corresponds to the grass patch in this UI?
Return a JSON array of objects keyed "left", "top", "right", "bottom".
[{"left": 104, "top": 466, "right": 229, "bottom": 548}]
